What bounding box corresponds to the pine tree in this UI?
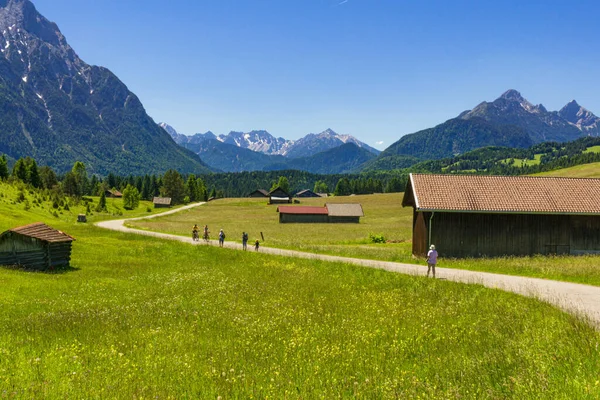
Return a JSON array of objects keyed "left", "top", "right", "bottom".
[
  {"left": 0, "top": 154, "right": 9, "bottom": 180},
  {"left": 186, "top": 174, "right": 198, "bottom": 202},
  {"left": 26, "top": 157, "right": 41, "bottom": 188},
  {"left": 161, "top": 170, "right": 185, "bottom": 205},
  {"left": 12, "top": 158, "right": 28, "bottom": 182},
  {"left": 96, "top": 190, "right": 107, "bottom": 212}
]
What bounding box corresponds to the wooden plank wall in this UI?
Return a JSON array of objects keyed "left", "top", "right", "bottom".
[{"left": 430, "top": 212, "right": 574, "bottom": 258}]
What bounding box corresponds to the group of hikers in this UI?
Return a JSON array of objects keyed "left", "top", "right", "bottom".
[{"left": 192, "top": 224, "right": 259, "bottom": 251}]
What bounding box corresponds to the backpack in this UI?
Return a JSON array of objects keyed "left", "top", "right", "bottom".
[{"left": 243, "top": 233, "right": 248, "bottom": 241}]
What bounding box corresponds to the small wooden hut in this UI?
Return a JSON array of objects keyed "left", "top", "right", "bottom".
[
  {"left": 153, "top": 197, "right": 172, "bottom": 208},
  {"left": 249, "top": 189, "right": 269, "bottom": 198},
  {"left": 269, "top": 187, "right": 291, "bottom": 204},
  {"left": 326, "top": 203, "right": 364, "bottom": 223},
  {"left": 0, "top": 222, "right": 75, "bottom": 270},
  {"left": 105, "top": 189, "right": 122, "bottom": 198},
  {"left": 295, "top": 189, "right": 321, "bottom": 198},
  {"left": 402, "top": 173, "right": 600, "bottom": 258},
  {"left": 277, "top": 206, "right": 329, "bottom": 223}
]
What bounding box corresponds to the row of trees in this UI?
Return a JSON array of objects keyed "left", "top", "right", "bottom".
[{"left": 1, "top": 155, "right": 410, "bottom": 211}]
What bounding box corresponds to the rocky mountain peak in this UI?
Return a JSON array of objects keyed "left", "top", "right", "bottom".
[{"left": 499, "top": 89, "right": 525, "bottom": 102}]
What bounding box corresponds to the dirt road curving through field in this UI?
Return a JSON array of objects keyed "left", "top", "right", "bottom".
[{"left": 97, "top": 202, "right": 600, "bottom": 327}]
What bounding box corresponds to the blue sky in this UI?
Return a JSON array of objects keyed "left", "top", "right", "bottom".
[{"left": 33, "top": 0, "right": 600, "bottom": 149}]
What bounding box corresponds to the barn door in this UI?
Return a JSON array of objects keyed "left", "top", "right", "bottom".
[{"left": 412, "top": 212, "right": 427, "bottom": 257}]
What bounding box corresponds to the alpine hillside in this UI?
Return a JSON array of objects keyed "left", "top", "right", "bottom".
[
  {"left": 376, "top": 90, "right": 600, "bottom": 168},
  {"left": 0, "top": 0, "right": 211, "bottom": 175}
]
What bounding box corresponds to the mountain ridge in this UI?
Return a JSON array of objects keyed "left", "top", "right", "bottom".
[{"left": 0, "top": 0, "right": 212, "bottom": 175}]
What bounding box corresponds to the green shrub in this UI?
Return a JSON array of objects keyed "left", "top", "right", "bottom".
[{"left": 369, "top": 232, "right": 386, "bottom": 244}]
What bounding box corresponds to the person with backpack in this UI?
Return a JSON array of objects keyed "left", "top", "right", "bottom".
[
  {"left": 242, "top": 232, "right": 249, "bottom": 250},
  {"left": 218, "top": 229, "right": 226, "bottom": 247}
]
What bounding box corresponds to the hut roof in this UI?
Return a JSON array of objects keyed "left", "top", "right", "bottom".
[
  {"left": 295, "top": 189, "right": 321, "bottom": 197},
  {"left": 153, "top": 197, "right": 172, "bottom": 205},
  {"left": 277, "top": 206, "right": 328, "bottom": 215},
  {"left": 269, "top": 187, "right": 290, "bottom": 197},
  {"left": 2, "top": 222, "right": 75, "bottom": 243},
  {"left": 107, "top": 189, "right": 122, "bottom": 197},
  {"left": 403, "top": 173, "right": 600, "bottom": 215},
  {"left": 250, "top": 189, "right": 269, "bottom": 197},
  {"left": 326, "top": 203, "right": 364, "bottom": 217}
]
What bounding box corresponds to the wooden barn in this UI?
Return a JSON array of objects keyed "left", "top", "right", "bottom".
[
  {"left": 326, "top": 203, "right": 364, "bottom": 223},
  {"left": 277, "top": 206, "right": 329, "bottom": 223},
  {"left": 249, "top": 189, "right": 269, "bottom": 198},
  {"left": 295, "top": 189, "right": 321, "bottom": 198},
  {"left": 105, "top": 189, "right": 122, "bottom": 198},
  {"left": 153, "top": 197, "right": 172, "bottom": 208},
  {"left": 0, "top": 222, "right": 75, "bottom": 270},
  {"left": 402, "top": 173, "right": 600, "bottom": 258},
  {"left": 269, "top": 187, "right": 291, "bottom": 204},
  {"left": 277, "top": 204, "right": 364, "bottom": 223}
]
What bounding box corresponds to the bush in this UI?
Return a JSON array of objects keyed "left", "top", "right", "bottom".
[
  {"left": 23, "top": 200, "right": 30, "bottom": 211},
  {"left": 184, "top": 196, "right": 190, "bottom": 204},
  {"left": 146, "top": 207, "right": 152, "bottom": 213},
  {"left": 16, "top": 191, "right": 25, "bottom": 203},
  {"left": 369, "top": 233, "right": 386, "bottom": 244},
  {"left": 52, "top": 211, "right": 58, "bottom": 218},
  {"left": 63, "top": 203, "right": 70, "bottom": 211}
]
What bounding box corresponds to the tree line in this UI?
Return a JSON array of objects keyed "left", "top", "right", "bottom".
[{"left": 0, "top": 155, "right": 409, "bottom": 209}]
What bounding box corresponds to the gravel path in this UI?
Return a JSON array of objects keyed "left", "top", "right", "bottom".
[{"left": 97, "top": 202, "right": 600, "bottom": 327}]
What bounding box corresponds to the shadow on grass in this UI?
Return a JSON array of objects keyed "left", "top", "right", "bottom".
[{"left": 0, "top": 264, "right": 81, "bottom": 274}]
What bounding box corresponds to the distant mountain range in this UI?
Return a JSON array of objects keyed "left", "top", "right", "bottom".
[
  {"left": 160, "top": 124, "right": 380, "bottom": 172},
  {"left": 379, "top": 90, "right": 600, "bottom": 166},
  {"left": 0, "top": 0, "right": 211, "bottom": 175}
]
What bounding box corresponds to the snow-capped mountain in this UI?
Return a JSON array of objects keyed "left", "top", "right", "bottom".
[
  {"left": 218, "top": 130, "right": 291, "bottom": 155},
  {"left": 284, "top": 128, "right": 380, "bottom": 158},
  {"left": 0, "top": 0, "right": 210, "bottom": 175},
  {"left": 159, "top": 124, "right": 380, "bottom": 158}
]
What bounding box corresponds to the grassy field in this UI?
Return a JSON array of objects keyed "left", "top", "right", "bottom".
[
  {"left": 534, "top": 162, "right": 600, "bottom": 178},
  {"left": 129, "top": 193, "right": 600, "bottom": 286},
  {"left": 1, "top": 182, "right": 600, "bottom": 397}
]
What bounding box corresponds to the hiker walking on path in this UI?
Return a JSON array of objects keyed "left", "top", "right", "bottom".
[
  {"left": 242, "top": 232, "right": 249, "bottom": 250},
  {"left": 219, "top": 229, "right": 226, "bottom": 247},
  {"left": 254, "top": 239, "right": 260, "bottom": 251},
  {"left": 203, "top": 225, "right": 210, "bottom": 242},
  {"left": 427, "top": 244, "right": 438, "bottom": 278}
]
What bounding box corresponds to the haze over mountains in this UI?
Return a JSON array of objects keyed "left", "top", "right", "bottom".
[{"left": 0, "top": 0, "right": 210, "bottom": 174}]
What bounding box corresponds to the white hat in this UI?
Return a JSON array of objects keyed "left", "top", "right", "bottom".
[{"left": 430, "top": 244, "right": 435, "bottom": 250}]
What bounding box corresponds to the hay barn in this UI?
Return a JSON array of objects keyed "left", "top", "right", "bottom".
[
  {"left": 277, "top": 204, "right": 364, "bottom": 223},
  {"left": 269, "top": 187, "right": 291, "bottom": 204},
  {"left": 277, "top": 206, "right": 329, "bottom": 223},
  {"left": 153, "top": 197, "right": 172, "bottom": 208},
  {"left": 0, "top": 222, "right": 75, "bottom": 270},
  {"left": 402, "top": 173, "right": 600, "bottom": 258},
  {"left": 326, "top": 203, "right": 364, "bottom": 223},
  {"left": 249, "top": 189, "right": 269, "bottom": 198},
  {"left": 295, "top": 189, "right": 321, "bottom": 198},
  {"left": 105, "top": 189, "right": 122, "bottom": 198}
]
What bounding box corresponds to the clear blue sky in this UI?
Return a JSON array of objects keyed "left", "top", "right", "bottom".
[{"left": 33, "top": 0, "right": 600, "bottom": 149}]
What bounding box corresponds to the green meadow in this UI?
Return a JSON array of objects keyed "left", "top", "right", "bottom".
[
  {"left": 1, "top": 181, "right": 600, "bottom": 397},
  {"left": 534, "top": 161, "right": 600, "bottom": 178},
  {"left": 130, "top": 194, "right": 600, "bottom": 287}
]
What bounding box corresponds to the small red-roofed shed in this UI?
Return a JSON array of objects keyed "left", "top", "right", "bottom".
[
  {"left": 0, "top": 222, "right": 75, "bottom": 270},
  {"left": 277, "top": 206, "right": 329, "bottom": 223}
]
